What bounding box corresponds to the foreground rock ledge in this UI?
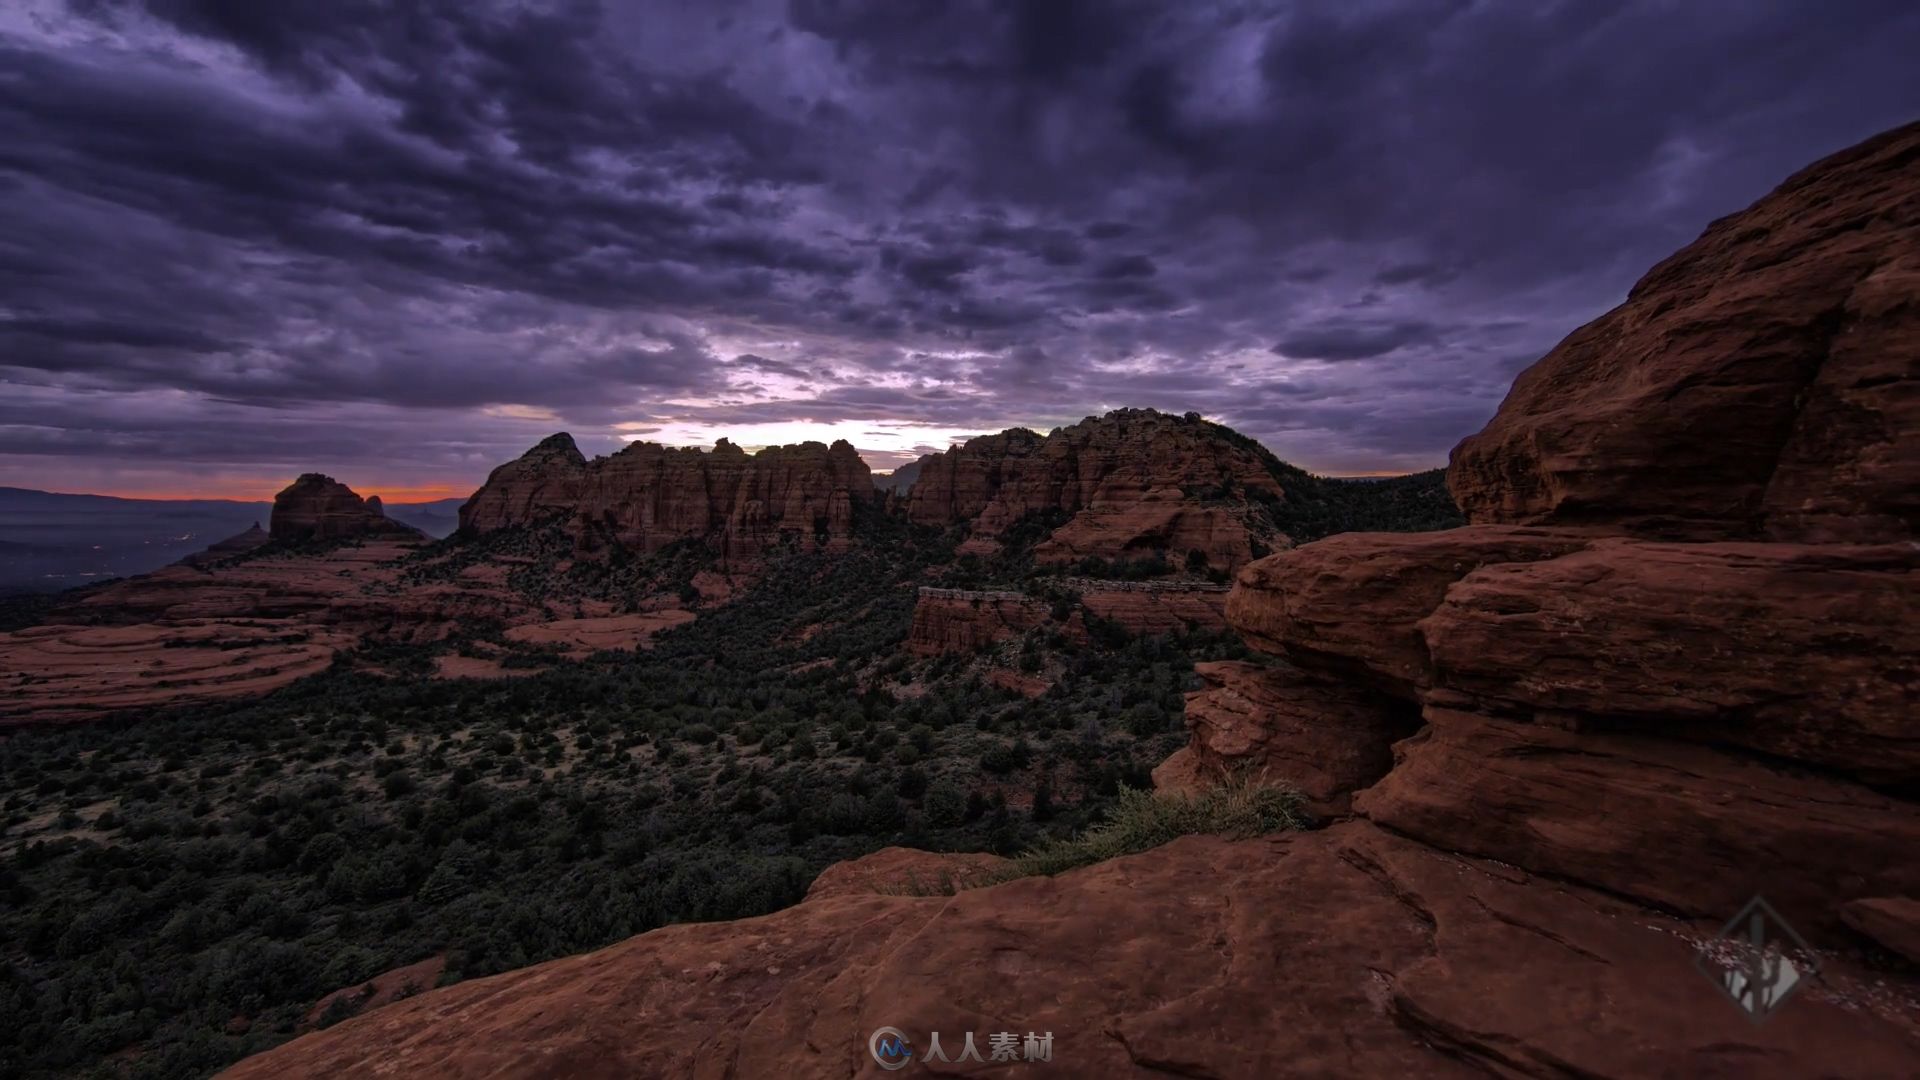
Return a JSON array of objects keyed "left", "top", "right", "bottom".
[{"left": 219, "top": 824, "right": 1920, "bottom": 1080}]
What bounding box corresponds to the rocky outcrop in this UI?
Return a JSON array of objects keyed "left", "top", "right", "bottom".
[
  {"left": 1032, "top": 488, "right": 1262, "bottom": 570},
  {"left": 1187, "top": 121, "right": 1920, "bottom": 949},
  {"left": 269, "top": 475, "right": 423, "bottom": 542},
  {"left": 905, "top": 580, "right": 1228, "bottom": 656},
  {"left": 458, "top": 434, "right": 872, "bottom": 559},
  {"left": 904, "top": 588, "right": 1059, "bottom": 656},
  {"left": 908, "top": 409, "right": 1287, "bottom": 570},
  {"left": 1076, "top": 582, "right": 1228, "bottom": 635},
  {"left": 1419, "top": 538, "right": 1920, "bottom": 785},
  {"left": 1448, "top": 120, "right": 1920, "bottom": 542},
  {"left": 1225, "top": 525, "right": 1596, "bottom": 696},
  {"left": 801, "top": 847, "right": 1007, "bottom": 901},
  {"left": 1171, "top": 660, "right": 1414, "bottom": 815},
  {"left": 1356, "top": 708, "right": 1920, "bottom": 934}
]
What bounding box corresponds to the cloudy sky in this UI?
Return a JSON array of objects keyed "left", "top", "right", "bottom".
[{"left": 3, "top": 0, "right": 1917, "bottom": 499}]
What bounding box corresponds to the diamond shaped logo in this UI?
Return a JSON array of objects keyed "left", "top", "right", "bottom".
[{"left": 1694, "top": 895, "right": 1818, "bottom": 1024}]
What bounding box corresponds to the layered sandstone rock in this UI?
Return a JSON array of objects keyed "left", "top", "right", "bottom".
[
  {"left": 270, "top": 474, "right": 423, "bottom": 542},
  {"left": 908, "top": 409, "right": 1287, "bottom": 570},
  {"left": 1840, "top": 898, "right": 1920, "bottom": 965},
  {"left": 1420, "top": 538, "right": 1920, "bottom": 785},
  {"left": 905, "top": 579, "right": 1227, "bottom": 656},
  {"left": 1075, "top": 581, "right": 1228, "bottom": 636},
  {"left": 1355, "top": 708, "right": 1920, "bottom": 933},
  {"left": 1448, "top": 120, "right": 1920, "bottom": 542},
  {"left": 904, "top": 588, "right": 1058, "bottom": 656},
  {"left": 0, "top": 539, "right": 517, "bottom": 722},
  {"left": 459, "top": 433, "right": 872, "bottom": 558},
  {"left": 1176, "top": 660, "right": 1413, "bottom": 815},
  {"left": 1193, "top": 121, "right": 1920, "bottom": 953},
  {"left": 1225, "top": 525, "right": 1596, "bottom": 695},
  {"left": 802, "top": 847, "right": 1007, "bottom": 901}
]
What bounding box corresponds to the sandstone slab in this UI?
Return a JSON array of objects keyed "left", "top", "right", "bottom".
[
  {"left": 217, "top": 826, "right": 1920, "bottom": 1080},
  {"left": 1355, "top": 708, "right": 1920, "bottom": 936},
  {"left": 1225, "top": 525, "right": 1596, "bottom": 694},
  {"left": 1422, "top": 538, "right": 1920, "bottom": 784}
]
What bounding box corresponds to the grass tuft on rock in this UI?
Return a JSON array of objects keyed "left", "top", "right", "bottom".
[{"left": 891, "top": 776, "right": 1304, "bottom": 895}]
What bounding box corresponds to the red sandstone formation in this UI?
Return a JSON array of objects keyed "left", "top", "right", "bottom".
[
  {"left": 1075, "top": 581, "right": 1227, "bottom": 636},
  {"left": 907, "top": 409, "right": 1287, "bottom": 570},
  {"left": 1187, "top": 121, "right": 1920, "bottom": 943},
  {"left": 458, "top": 433, "right": 872, "bottom": 559},
  {"left": 1158, "top": 660, "right": 1411, "bottom": 816},
  {"left": 1448, "top": 121, "right": 1919, "bottom": 542},
  {"left": 801, "top": 847, "right": 1007, "bottom": 901},
  {"left": 904, "top": 579, "right": 1228, "bottom": 656},
  {"left": 904, "top": 588, "right": 1060, "bottom": 656},
  {"left": 270, "top": 474, "right": 424, "bottom": 542},
  {"left": 206, "top": 121, "right": 1920, "bottom": 1078}
]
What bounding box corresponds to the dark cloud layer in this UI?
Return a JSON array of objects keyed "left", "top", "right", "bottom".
[{"left": 2, "top": 0, "right": 1916, "bottom": 494}]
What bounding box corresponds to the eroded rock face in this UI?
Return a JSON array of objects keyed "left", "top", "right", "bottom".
[
  {"left": 1225, "top": 525, "right": 1596, "bottom": 696},
  {"left": 908, "top": 409, "right": 1287, "bottom": 570},
  {"left": 1180, "top": 661, "right": 1413, "bottom": 815},
  {"left": 1422, "top": 538, "right": 1920, "bottom": 785},
  {"left": 216, "top": 828, "right": 1920, "bottom": 1080},
  {"left": 459, "top": 433, "right": 873, "bottom": 558},
  {"left": 269, "top": 475, "right": 423, "bottom": 542},
  {"left": 1448, "top": 120, "right": 1920, "bottom": 542},
  {"left": 904, "top": 581, "right": 1228, "bottom": 657},
  {"left": 1075, "top": 582, "right": 1228, "bottom": 636},
  {"left": 1356, "top": 708, "right": 1920, "bottom": 932},
  {"left": 1840, "top": 898, "right": 1920, "bottom": 965},
  {"left": 904, "top": 589, "right": 1062, "bottom": 656},
  {"left": 1187, "top": 120, "right": 1920, "bottom": 955}
]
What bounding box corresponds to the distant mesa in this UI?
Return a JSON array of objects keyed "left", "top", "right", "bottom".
[
  {"left": 908, "top": 408, "right": 1289, "bottom": 573},
  {"left": 270, "top": 474, "right": 425, "bottom": 543},
  {"left": 458, "top": 433, "right": 872, "bottom": 559}
]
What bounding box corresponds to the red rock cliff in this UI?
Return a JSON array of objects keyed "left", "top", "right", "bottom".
[
  {"left": 1448, "top": 122, "right": 1920, "bottom": 542},
  {"left": 459, "top": 433, "right": 873, "bottom": 558},
  {"left": 908, "top": 408, "right": 1287, "bottom": 571},
  {"left": 1184, "top": 121, "right": 1920, "bottom": 940}
]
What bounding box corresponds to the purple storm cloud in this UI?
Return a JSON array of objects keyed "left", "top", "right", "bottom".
[{"left": 2, "top": 0, "right": 1917, "bottom": 496}]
